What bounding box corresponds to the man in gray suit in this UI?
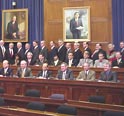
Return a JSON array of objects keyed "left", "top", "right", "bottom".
[
  {"left": 98, "top": 63, "right": 117, "bottom": 82},
  {"left": 94, "top": 53, "right": 109, "bottom": 68},
  {"left": 76, "top": 62, "right": 95, "bottom": 81},
  {"left": 16, "top": 60, "right": 33, "bottom": 78},
  {"left": 56, "top": 62, "right": 74, "bottom": 80},
  {"left": 77, "top": 51, "right": 93, "bottom": 67}
]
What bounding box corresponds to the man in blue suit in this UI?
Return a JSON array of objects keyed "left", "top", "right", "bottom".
[{"left": 56, "top": 62, "right": 74, "bottom": 80}]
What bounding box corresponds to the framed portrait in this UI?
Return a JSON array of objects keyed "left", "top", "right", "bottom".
[
  {"left": 63, "top": 6, "right": 91, "bottom": 42},
  {"left": 2, "top": 9, "right": 28, "bottom": 42}
]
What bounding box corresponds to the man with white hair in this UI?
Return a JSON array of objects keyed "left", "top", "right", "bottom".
[
  {"left": 0, "top": 60, "right": 13, "bottom": 77},
  {"left": 16, "top": 60, "right": 33, "bottom": 78}
]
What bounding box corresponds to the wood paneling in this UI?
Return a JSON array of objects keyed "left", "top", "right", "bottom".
[{"left": 44, "top": 0, "right": 112, "bottom": 50}]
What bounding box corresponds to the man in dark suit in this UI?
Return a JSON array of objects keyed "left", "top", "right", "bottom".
[
  {"left": 26, "top": 52, "right": 36, "bottom": 66},
  {"left": 65, "top": 52, "right": 78, "bottom": 67},
  {"left": 24, "top": 43, "right": 32, "bottom": 60},
  {"left": 56, "top": 62, "right": 74, "bottom": 80},
  {"left": 98, "top": 63, "right": 117, "bottom": 82},
  {"left": 37, "top": 63, "right": 52, "bottom": 79},
  {"left": 6, "top": 15, "right": 19, "bottom": 39},
  {"left": 73, "top": 42, "right": 83, "bottom": 64},
  {"left": 112, "top": 51, "right": 124, "bottom": 68},
  {"left": 0, "top": 60, "right": 13, "bottom": 77},
  {"left": 40, "top": 41, "right": 48, "bottom": 60},
  {"left": 16, "top": 60, "right": 33, "bottom": 78},
  {"left": 82, "top": 41, "right": 92, "bottom": 58},
  {"left": 32, "top": 40, "right": 40, "bottom": 63},
  {"left": 50, "top": 55, "right": 62, "bottom": 66},
  {"left": 57, "top": 40, "right": 67, "bottom": 62},
  {"left": 70, "top": 12, "right": 83, "bottom": 39},
  {"left": 48, "top": 41, "right": 58, "bottom": 64},
  {"left": 91, "top": 43, "right": 107, "bottom": 64},
  {"left": 16, "top": 42, "right": 25, "bottom": 63},
  {"left": 6, "top": 42, "right": 15, "bottom": 65},
  {"left": 0, "top": 40, "right": 6, "bottom": 63}
]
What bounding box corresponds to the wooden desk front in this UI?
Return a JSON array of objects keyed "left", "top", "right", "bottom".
[
  {"left": 0, "top": 78, "right": 124, "bottom": 105},
  {"left": 0, "top": 94, "right": 124, "bottom": 116}
]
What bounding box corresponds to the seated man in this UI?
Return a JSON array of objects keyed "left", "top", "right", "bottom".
[
  {"left": 112, "top": 51, "right": 124, "bottom": 68},
  {"left": 56, "top": 62, "right": 74, "bottom": 80},
  {"left": 16, "top": 60, "right": 33, "bottom": 78},
  {"left": 76, "top": 62, "right": 95, "bottom": 81},
  {"left": 50, "top": 55, "right": 62, "bottom": 66},
  {"left": 26, "top": 52, "right": 36, "bottom": 66},
  {"left": 65, "top": 52, "right": 78, "bottom": 67},
  {"left": 98, "top": 62, "right": 117, "bottom": 82},
  {"left": 77, "top": 51, "right": 93, "bottom": 67},
  {"left": 35, "top": 54, "right": 47, "bottom": 66},
  {"left": 0, "top": 60, "right": 13, "bottom": 77},
  {"left": 37, "top": 63, "right": 52, "bottom": 79},
  {"left": 94, "top": 52, "right": 109, "bottom": 68}
]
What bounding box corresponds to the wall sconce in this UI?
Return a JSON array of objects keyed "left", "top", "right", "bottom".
[{"left": 12, "top": 1, "right": 16, "bottom": 9}]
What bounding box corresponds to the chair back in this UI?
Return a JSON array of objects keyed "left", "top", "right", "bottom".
[
  {"left": 88, "top": 96, "right": 105, "bottom": 103},
  {"left": 24, "top": 89, "right": 40, "bottom": 97},
  {"left": 27, "top": 102, "right": 46, "bottom": 111},
  {"left": 0, "top": 97, "right": 5, "bottom": 106},
  {"left": 49, "top": 94, "right": 64, "bottom": 100},
  {"left": 0, "top": 87, "right": 5, "bottom": 94},
  {"left": 57, "top": 105, "right": 77, "bottom": 115},
  {"left": 103, "top": 111, "right": 124, "bottom": 116}
]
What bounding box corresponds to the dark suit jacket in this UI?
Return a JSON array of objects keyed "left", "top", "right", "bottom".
[
  {"left": 26, "top": 58, "right": 36, "bottom": 66},
  {"left": 73, "top": 49, "right": 83, "bottom": 64},
  {"left": 0, "top": 68, "right": 13, "bottom": 77},
  {"left": 32, "top": 47, "right": 40, "bottom": 63},
  {"left": 16, "top": 67, "right": 33, "bottom": 78},
  {"left": 6, "top": 48, "right": 15, "bottom": 65},
  {"left": 70, "top": 18, "right": 83, "bottom": 39},
  {"left": 48, "top": 47, "right": 58, "bottom": 63},
  {"left": 99, "top": 71, "right": 117, "bottom": 82},
  {"left": 24, "top": 49, "right": 32, "bottom": 60},
  {"left": 65, "top": 59, "right": 78, "bottom": 66},
  {"left": 37, "top": 70, "right": 52, "bottom": 79},
  {"left": 92, "top": 49, "right": 107, "bottom": 63},
  {"left": 16, "top": 48, "right": 25, "bottom": 62},
  {"left": 50, "top": 60, "right": 62, "bottom": 66},
  {"left": 57, "top": 45, "right": 67, "bottom": 62},
  {"left": 6, "top": 21, "right": 19, "bottom": 39},
  {"left": 0, "top": 46, "right": 6, "bottom": 62},
  {"left": 85, "top": 47, "right": 92, "bottom": 58},
  {"left": 112, "top": 59, "right": 124, "bottom": 68},
  {"left": 40, "top": 47, "right": 48, "bottom": 60},
  {"left": 56, "top": 69, "right": 74, "bottom": 80}
]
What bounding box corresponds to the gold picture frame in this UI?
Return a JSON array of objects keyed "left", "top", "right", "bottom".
[
  {"left": 2, "top": 9, "right": 28, "bottom": 42},
  {"left": 63, "top": 6, "right": 91, "bottom": 42}
]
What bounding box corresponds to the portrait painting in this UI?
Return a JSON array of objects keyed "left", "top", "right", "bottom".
[
  {"left": 2, "top": 9, "right": 28, "bottom": 42},
  {"left": 63, "top": 6, "right": 91, "bottom": 42}
]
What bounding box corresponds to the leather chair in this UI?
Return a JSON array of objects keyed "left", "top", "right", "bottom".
[
  {"left": 49, "top": 94, "right": 64, "bottom": 100},
  {"left": 27, "top": 102, "right": 46, "bottom": 111},
  {"left": 24, "top": 89, "right": 40, "bottom": 97},
  {"left": 103, "top": 111, "right": 124, "bottom": 116},
  {"left": 56, "top": 105, "right": 77, "bottom": 115},
  {"left": 88, "top": 95, "right": 105, "bottom": 103}
]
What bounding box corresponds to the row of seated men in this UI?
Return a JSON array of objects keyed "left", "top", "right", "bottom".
[
  {"left": 0, "top": 59, "right": 117, "bottom": 82},
  {"left": 1, "top": 39, "right": 124, "bottom": 68}
]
